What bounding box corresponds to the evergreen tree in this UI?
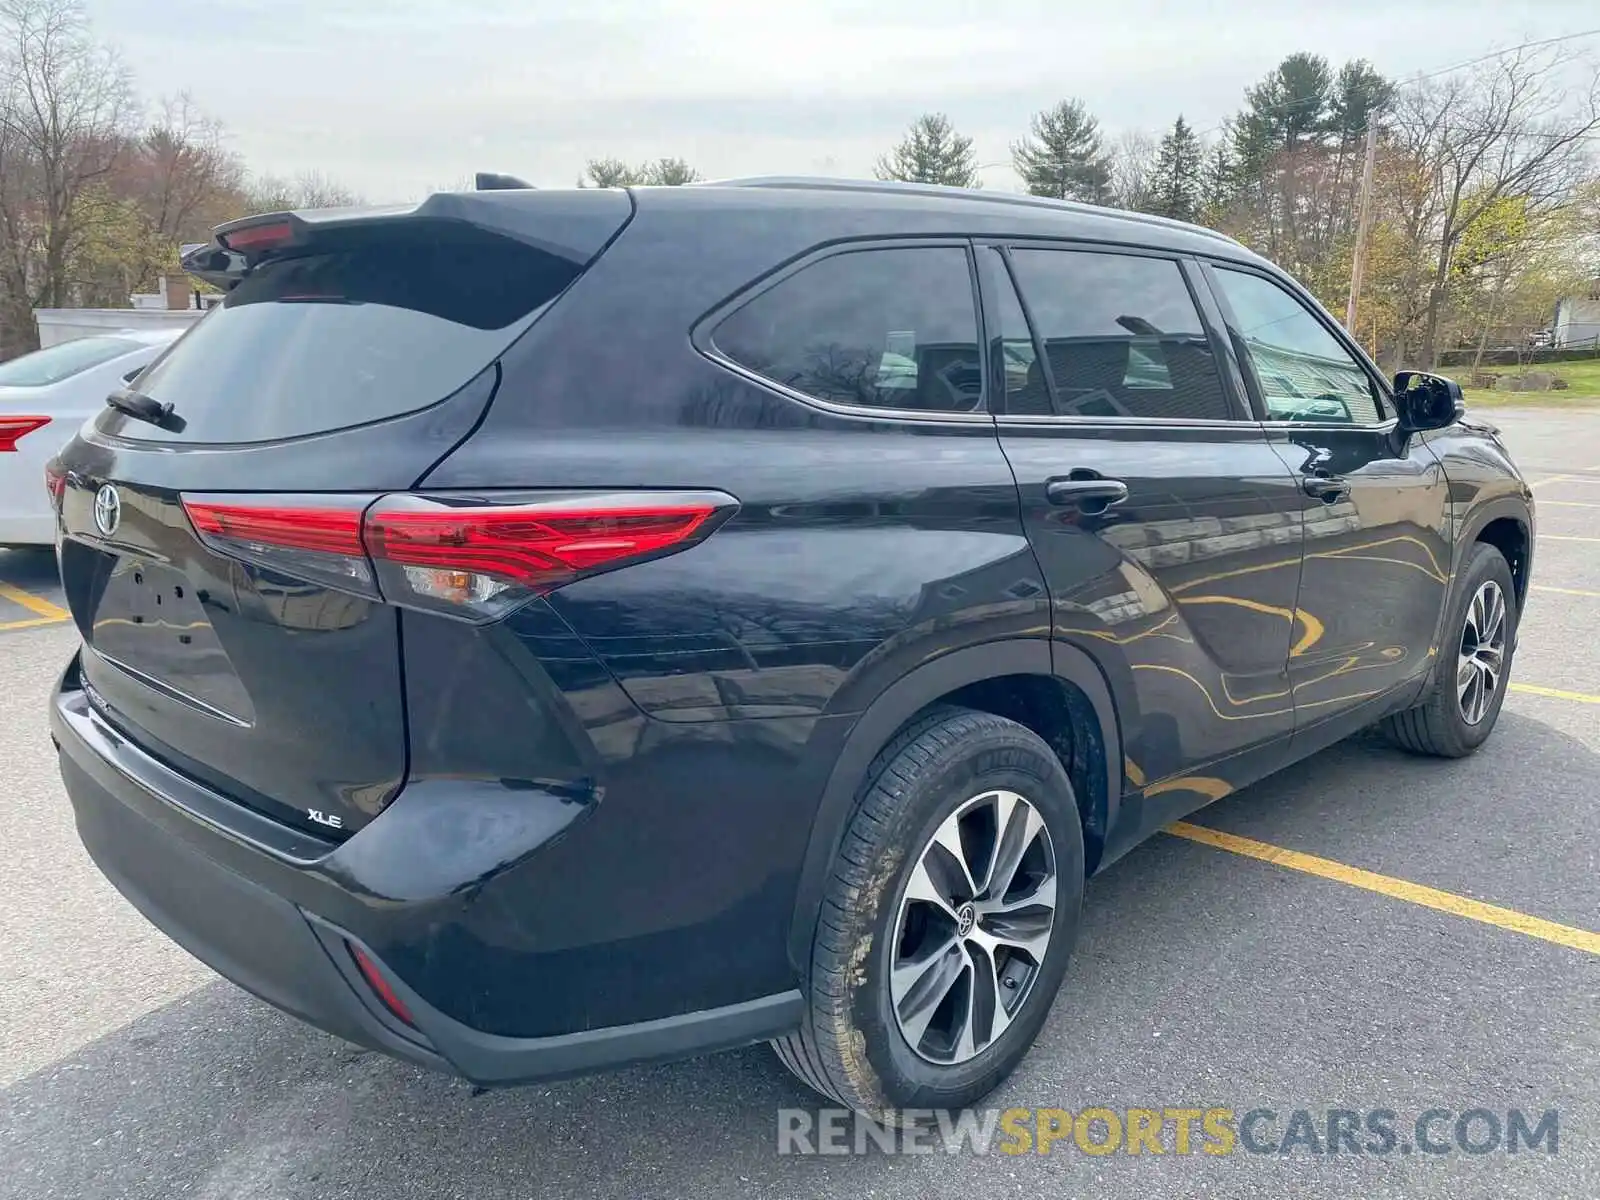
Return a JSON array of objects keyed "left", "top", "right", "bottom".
[
  {"left": 1231, "top": 52, "right": 1333, "bottom": 177},
  {"left": 1326, "top": 60, "right": 1394, "bottom": 142},
  {"left": 1011, "top": 99, "right": 1111, "bottom": 203},
  {"left": 1200, "top": 136, "right": 1236, "bottom": 216},
  {"left": 1150, "top": 116, "right": 1204, "bottom": 223},
  {"left": 875, "top": 113, "right": 981, "bottom": 188}
]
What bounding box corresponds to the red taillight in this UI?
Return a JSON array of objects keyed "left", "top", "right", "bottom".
[
  {"left": 44, "top": 457, "right": 67, "bottom": 508},
  {"left": 363, "top": 494, "right": 724, "bottom": 618},
  {"left": 219, "top": 221, "right": 295, "bottom": 253},
  {"left": 184, "top": 499, "right": 366, "bottom": 556},
  {"left": 179, "top": 490, "right": 735, "bottom": 619},
  {"left": 0, "top": 415, "right": 50, "bottom": 453},
  {"left": 347, "top": 942, "right": 415, "bottom": 1026},
  {"left": 182, "top": 494, "right": 379, "bottom": 597}
]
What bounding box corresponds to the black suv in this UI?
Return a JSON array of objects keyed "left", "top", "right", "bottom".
[{"left": 49, "top": 178, "right": 1533, "bottom": 1120}]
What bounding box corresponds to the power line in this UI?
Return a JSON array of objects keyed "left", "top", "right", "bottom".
[
  {"left": 1409, "top": 27, "right": 1600, "bottom": 84},
  {"left": 1194, "top": 28, "right": 1600, "bottom": 140}
]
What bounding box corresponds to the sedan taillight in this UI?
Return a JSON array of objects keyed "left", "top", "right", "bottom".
[
  {"left": 0, "top": 415, "right": 50, "bottom": 453},
  {"left": 43, "top": 457, "right": 67, "bottom": 509}
]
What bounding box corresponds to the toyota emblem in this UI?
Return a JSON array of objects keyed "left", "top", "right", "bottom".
[{"left": 93, "top": 484, "right": 122, "bottom": 537}]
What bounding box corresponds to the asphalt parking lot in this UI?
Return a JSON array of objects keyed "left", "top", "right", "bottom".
[{"left": 1, "top": 409, "right": 1596, "bottom": 1200}]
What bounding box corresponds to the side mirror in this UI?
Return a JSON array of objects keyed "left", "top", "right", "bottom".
[{"left": 1392, "top": 371, "right": 1465, "bottom": 433}]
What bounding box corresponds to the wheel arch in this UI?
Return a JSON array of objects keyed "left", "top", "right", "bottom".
[
  {"left": 1462, "top": 502, "right": 1532, "bottom": 613},
  {"left": 785, "top": 638, "right": 1121, "bottom": 975}
]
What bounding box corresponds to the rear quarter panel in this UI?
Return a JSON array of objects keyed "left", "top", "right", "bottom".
[{"left": 416, "top": 205, "right": 1055, "bottom": 1021}]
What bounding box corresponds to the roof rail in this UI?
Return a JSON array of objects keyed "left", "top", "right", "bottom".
[{"left": 701, "top": 176, "right": 1244, "bottom": 248}]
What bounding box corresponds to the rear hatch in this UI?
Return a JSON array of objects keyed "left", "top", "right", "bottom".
[{"left": 52, "top": 190, "right": 632, "bottom": 839}]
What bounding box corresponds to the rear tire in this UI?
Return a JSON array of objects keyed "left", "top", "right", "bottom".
[
  {"left": 1380, "top": 541, "right": 1517, "bottom": 758},
  {"left": 773, "top": 707, "right": 1084, "bottom": 1122}
]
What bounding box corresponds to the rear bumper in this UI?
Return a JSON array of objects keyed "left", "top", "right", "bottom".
[
  {"left": 51, "top": 663, "right": 803, "bottom": 1085},
  {"left": 0, "top": 441, "right": 55, "bottom": 545},
  {"left": 0, "top": 512, "right": 54, "bottom": 546},
  {"left": 62, "top": 730, "right": 447, "bottom": 1073}
]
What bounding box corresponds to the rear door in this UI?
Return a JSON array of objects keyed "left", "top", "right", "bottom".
[
  {"left": 1201, "top": 263, "right": 1449, "bottom": 732},
  {"left": 53, "top": 194, "right": 629, "bottom": 838},
  {"left": 979, "top": 243, "right": 1306, "bottom": 833}
]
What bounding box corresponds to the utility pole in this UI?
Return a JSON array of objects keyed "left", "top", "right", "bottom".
[{"left": 1344, "top": 121, "right": 1380, "bottom": 332}]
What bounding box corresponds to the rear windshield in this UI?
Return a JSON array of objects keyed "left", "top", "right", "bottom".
[
  {"left": 115, "top": 221, "right": 582, "bottom": 443},
  {"left": 0, "top": 337, "right": 141, "bottom": 387}
]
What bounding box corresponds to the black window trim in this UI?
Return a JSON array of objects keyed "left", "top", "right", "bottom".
[
  {"left": 1197, "top": 256, "right": 1397, "bottom": 432},
  {"left": 693, "top": 236, "right": 994, "bottom": 425},
  {"left": 973, "top": 245, "right": 1042, "bottom": 418},
  {"left": 973, "top": 237, "right": 1255, "bottom": 428}
]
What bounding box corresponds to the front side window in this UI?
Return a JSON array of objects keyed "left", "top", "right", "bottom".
[
  {"left": 1209, "top": 267, "right": 1384, "bottom": 424},
  {"left": 712, "top": 247, "right": 983, "bottom": 414},
  {"left": 1007, "top": 249, "right": 1234, "bottom": 421}
]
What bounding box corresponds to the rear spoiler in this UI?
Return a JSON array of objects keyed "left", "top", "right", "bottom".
[{"left": 182, "top": 183, "right": 629, "bottom": 292}]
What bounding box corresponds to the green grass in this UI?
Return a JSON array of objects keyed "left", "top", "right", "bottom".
[{"left": 1459, "top": 357, "right": 1600, "bottom": 409}]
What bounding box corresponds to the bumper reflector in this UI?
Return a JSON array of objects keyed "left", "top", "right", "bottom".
[{"left": 348, "top": 942, "right": 415, "bottom": 1027}]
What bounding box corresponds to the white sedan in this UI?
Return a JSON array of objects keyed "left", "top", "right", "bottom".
[{"left": 0, "top": 327, "right": 185, "bottom": 547}]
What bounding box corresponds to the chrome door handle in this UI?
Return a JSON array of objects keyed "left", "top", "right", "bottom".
[
  {"left": 1302, "top": 473, "right": 1350, "bottom": 502},
  {"left": 1046, "top": 477, "right": 1129, "bottom": 509}
]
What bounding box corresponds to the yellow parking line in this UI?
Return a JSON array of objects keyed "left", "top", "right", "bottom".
[
  {"left": 1532, "top": 466, "right": 1600, "bottom": 488},
  {"left": 0, "top": 615, "right": 66, "bottom": 631},
  {"left": 1532, "top": 585, "right": 1600, "bottom": 598},
  {"left": 1509, "top": 683, "right": 1600, "bottom": 705},
  {"left": 0, "top": 580, "right": 69, "bottom": 621},
  {"left": 1539, "top": 500, "right": 1600, "bottom": 508},
  {"left": 1541, "top": 535, "right": 1600, "bottom": 543},
  {"left": 1166, "top": 822, "right": 1600, "bottom": 955}
]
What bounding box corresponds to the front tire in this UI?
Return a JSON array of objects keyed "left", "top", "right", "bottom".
[
  {"left": 1380, "top": 541, "right": 1517, "bottom": 757},
  {"left": 773, "top": 707, "right": 1084, "bottom": 1122}
]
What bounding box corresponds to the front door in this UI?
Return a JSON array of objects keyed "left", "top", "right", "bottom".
[
  {"left": 979, "top": 244, "right": 1307, "bottom": 844},
  {"left": 1201, "top": 263, "right": 1450, "bottom": 739}
]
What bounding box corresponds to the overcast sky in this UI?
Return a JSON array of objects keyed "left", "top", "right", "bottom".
[{"left": 87, "top": 0, "right": 1598, "bottom": 200}]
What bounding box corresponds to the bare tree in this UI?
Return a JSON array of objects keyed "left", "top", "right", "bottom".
[
  {"left": 1393, "top": 44, "right": 1600, "bottom": 365},
  {"left": 581, "top": 157, "right": 638, "bottom": 188},
  {"left": 579, "top": 157, "right": 701, "bottom": 187},
  {"left": 132, "top": 94, "right": 244, "bottom": 242},
  {"left": 641, "top": 157, "right": 700, "bottom": 186},
  {"left": 1105, "top": 130, "right": 1158, "bottom": 211},
  {"left": 0, "top": 0, "right": 134, "bottom": 353},
  {"left": 243, "top": 169, "right": 364, "bottom": 213}
]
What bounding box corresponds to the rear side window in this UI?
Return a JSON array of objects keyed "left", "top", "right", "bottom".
[
  {"left": 0, "top": 337, "right": 140, "bottom": 387},
  {"left": 115, "top": 222, "right": 582, "bottom": 443},
  {"left": 1209, "top": 267, "right": 1384, "bottom": 424},
  {"left": 1008, "top": 249, "right": 1234, "bottom": 421},
  {"left": 713, "top": 246, "right": 983, "bottom": 414}
]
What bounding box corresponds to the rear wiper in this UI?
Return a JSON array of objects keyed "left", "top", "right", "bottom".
[
  {"left": 106, "top": 386, "right": 183, "bottom": 430},
  {"left": 1116, "top": 315, "right": 1166, "bottom": 338}
]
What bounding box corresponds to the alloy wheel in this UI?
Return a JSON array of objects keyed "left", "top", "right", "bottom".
[
  {"left": 888, "top": 790, "right": 1057, "bottom": 1065},
  {"left": 1457, "top": 579, "right": 1507, "bottom": 726}
]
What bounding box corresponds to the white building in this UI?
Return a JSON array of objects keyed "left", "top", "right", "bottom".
[
  {"left": 33, "top": 273, "right": 217, "bottom": 349},
  {"left": 1553, "top": 280, "right": 1600, "bottom": 349}
]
